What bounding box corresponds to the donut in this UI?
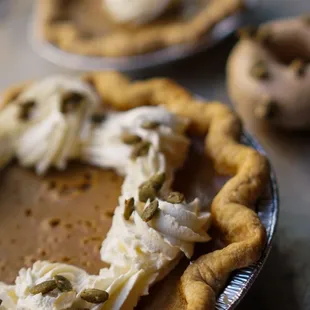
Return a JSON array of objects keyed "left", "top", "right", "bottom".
[{"left": 227, "top": 15, "right": 310, "bottom": 130}]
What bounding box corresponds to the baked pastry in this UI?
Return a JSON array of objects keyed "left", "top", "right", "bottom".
[
  {"left": 227, "top": 15, "right": 310, "bottom": 130},
  {"left": 38, "top": 0, "right": 245, "bottom": 57},
  {"left": 0, "top": 72, "right": 268, "bottom": 309}
]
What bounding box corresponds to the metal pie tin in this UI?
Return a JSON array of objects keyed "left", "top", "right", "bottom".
[{"left": 216, "top": 133, "right": 279, "bottom": 309}]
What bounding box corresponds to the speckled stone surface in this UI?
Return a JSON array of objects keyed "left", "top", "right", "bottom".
[{"left": 0, "top": 1, "right": 309, "bottom": 309}]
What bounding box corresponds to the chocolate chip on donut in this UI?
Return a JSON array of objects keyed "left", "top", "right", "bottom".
[
  {"left": 289, "top": 59, "right": 307, "bottom": 76},
  {"left": 254, "top": 99, "right": 277, "bottom": 120},
  {"left": 19, "top": 100, "right": 36, "bottom": 121},
  {"left": 237, "top": 26, "right": 258, "bottom": 39},
  {"left": 255, "top": 25, "right": 271, "bottom": 44},
  {"left": 302, "top": 14, "right": 310, "bottom": 25},
  {"left": 250, "top": 60, "right": 270, "bottom": 80}
]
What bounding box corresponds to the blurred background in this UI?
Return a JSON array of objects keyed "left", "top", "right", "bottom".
[{"left": 0, "top": 0, "right": 310, "bottom": 309}]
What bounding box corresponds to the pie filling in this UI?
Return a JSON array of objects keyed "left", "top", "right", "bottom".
[{"left": 0, "top": 76, "right": 218, "bottom": 309}]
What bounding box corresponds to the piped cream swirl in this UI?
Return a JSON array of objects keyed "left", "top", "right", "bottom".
[
  {"left": 0, "top": 75, "right": 99, "bottom": 174},
  {"left": 83, "top": 106, "right": 189, "bottom": 175},
  {"left": 99, "top": 107, "right": 211, "bottom": 293},
  {"left": 6, "top": 261, "right": 152, "bottom": 310},
  {"left": 0, "top": 283, "right": 17, "bottom": 310}
]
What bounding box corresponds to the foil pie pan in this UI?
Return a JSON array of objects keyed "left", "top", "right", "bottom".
[{"left": 216, "top": 133, "right": 279, "bottom": 309}]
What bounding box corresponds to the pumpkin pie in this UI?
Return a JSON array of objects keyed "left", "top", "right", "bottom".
[{"left": 0, "top": 72, "right": 268, "bottom": 310}]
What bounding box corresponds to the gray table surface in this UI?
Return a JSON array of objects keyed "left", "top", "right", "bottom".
[{"left": 1, "top": 0, "right": 310, "bottom": 309}]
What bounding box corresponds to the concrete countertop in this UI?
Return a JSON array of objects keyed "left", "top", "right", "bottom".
[{"left": 1, "top": 1, "right": 309, "bottom": 309}]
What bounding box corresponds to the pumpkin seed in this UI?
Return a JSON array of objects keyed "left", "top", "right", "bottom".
[
  {"left": 138, "top": 173, "right": 166, "bottom": 203},
  {"left": 61, "top": 92, "right": 84, "bottom": 114},
  {"left": 121, "top": 132, "right": 142, "bottom": 145},
  {"left": 91, "top": 113, "right": 106, "bottom": 124},
  {"left": 141, "top": 200, "right": 159, "bottom": 222},
  {"left": 19, "top": 100, "right": 36, "bottom": 121},
  {"left": 138, "top": 182, "right": 157, "bottom": 203},
  {"left": 124, "top": 197, "right": 135, "bottom": 220},
  {"left": 80, "top": 288, "right": 109, "bottom": 304},
  {"left": 54, "top": 275, "right": 73, "bottom": 292},
  {"left": 130, "top": 141, "right": 151, "bottom": 160},
  {"left": 166, "top": 192, "right": 185, "bottom": 204},
  {"left": 141, "top": 120, "right": 160, "bottom": 130},
  {"left": 149, "top": 173, "right": 166, "bottom": 191},
  {"left": 29, "top": 280, "right": 57, "bottom": 295}
]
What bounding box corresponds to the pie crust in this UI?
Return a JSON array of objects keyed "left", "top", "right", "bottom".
[
  {"left": 37, "top": 0, "right": 245, "bottom": 57},
  {"left": 2, "top": 72, "right": 268, "bottom": 309}
]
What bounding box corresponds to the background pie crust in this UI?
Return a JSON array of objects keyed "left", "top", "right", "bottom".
[{"left": 37, "top": 0, "right": 245, "bottom": 57}]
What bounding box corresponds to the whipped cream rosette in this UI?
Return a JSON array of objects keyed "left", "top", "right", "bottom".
[
  {"left": 82, "top": 106, "right": 189, "bottom": 175},
  {"left": 0, "top": 283, "right": 17, "bottom": 310},
  {"left": 0, "top": 77, "right": 211, "bottom": 310},
  {"left": 99, "top": 108, "right": 211, "bottom": 301},
  {"left": 13, "top": 261, "right": 157, "bottom": 310},
  {"left": 103, "top": 0, "right": 174, "bottom": 24},
  {"left": 0, "top": 261, "right": 148, "bottom": 310},
  {"left": 12, "top": 76, "right": 99, "bottom": 175},
  {"left": 101, "top": 148, "right": 211, "bottom": 290}
]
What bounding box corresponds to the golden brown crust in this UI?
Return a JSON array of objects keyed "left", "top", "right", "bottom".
[
  {"left": 86, "top": 71, "right": 268, "bottom": 309},
  {"left": 37, "top": 0, "right": 245, "bottom": 57},
  {"left": 227, "top": 16, "right": 310, "bottom": 130},
  {"left": 1, "top": 72, "right": 268, "bottom": 310}
]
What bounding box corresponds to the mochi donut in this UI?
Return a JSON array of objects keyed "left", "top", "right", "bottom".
[{"left": 227, "top": 15, "right": 310, "bottom": 130}]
